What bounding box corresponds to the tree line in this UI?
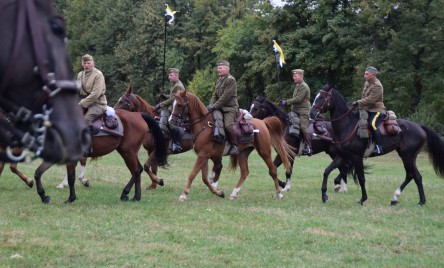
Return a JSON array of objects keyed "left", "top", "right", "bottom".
[{"left": 53, "top": 0, "right": 444, "bottom": 134}]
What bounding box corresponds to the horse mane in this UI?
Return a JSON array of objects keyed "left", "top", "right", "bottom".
[
  {"left": 133, "top": 94, "right": 156, "bottom": 115},
  {"left": 186, "top": 92, "right": 208, "bottom": 114},
  {"left": 254, "top": 96, "right": 288, "bottom": 123}
]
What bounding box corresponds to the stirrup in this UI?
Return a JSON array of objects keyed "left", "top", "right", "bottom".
[
  {"left": 372, "top": 145, "right": 383, "bottom": 155},
  {"left": 302, "top": 146, "right": 312, "bottom": 156},
  {"left": 172, "top": 143, "right": 182, "bottom": 153},
  {"left": 229, "top": 145, "right": 239, "bottom": 155}
]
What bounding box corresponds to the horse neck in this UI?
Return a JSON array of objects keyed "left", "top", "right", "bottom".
[
  {"left": 136, "top": 96, "right": 156, "bottom": 116},
  {"left": 266, "top": 103, "right": 289, "bottom": 126},
  {"left": 329, "top": 94, "right": 357, "bottom": 138},
  {"left": 187, "top": 95, "right": 212, "bottom": 134}
]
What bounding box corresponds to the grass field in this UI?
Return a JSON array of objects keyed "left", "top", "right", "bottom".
[{"left": 0, "top": 150, "right": 443, "bottom": 267}]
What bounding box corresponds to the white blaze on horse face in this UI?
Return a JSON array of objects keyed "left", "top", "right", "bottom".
[{"left": 250, "top": 103, "right": 255, "bottom": 112}]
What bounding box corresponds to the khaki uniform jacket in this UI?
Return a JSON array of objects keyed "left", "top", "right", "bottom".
[
  {"left": 286, "top": 81, "right": 311, "bottom": 115},
  {"left": 78, "top": 68, "right": 107, "bottom": 109},
  {"left": 159, "top": 80, "right": 185, "bottom": 109},
  {"left": 210, "top": 74, "right": 239, "bottom": 112},
  {"left": 357, "top": 78, "right": 385, "bottom": 112}
]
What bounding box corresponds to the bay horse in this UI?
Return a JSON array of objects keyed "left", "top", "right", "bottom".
[
  {"left": 170, "top": 91, "right": 295, "bottom": 201},
  {"left": 33, "top": 110, "right": 168, "bottom": 204},
  {"left": 113, "top": 85, "right": 223, "bottom": 190},
  {"left": 0, "top": 0, "right": 90, "bottom": 163},
  {"left": 250, "top": 96, "right": 351, "bottom": 193},
  {"left": 310, "top": 84, "right": 444, "bottom": 205}
]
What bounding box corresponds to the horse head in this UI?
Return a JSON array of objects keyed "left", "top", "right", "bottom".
[
  {"left": 250, "top": 96, "right": 288, "bottom": 124},
  {"left": 114, "top": 85, "right": 157, "bottom": 116},
  {"left": 0, "top": 0, "right": 90, "bottom": 163},
  {"left": 310, "top": 84, "right": 335, "bottom": 119}
]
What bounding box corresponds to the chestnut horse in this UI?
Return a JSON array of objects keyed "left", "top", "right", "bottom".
[
  {"left": 0, "top": 146, "right": 33, "bottom": 188},
  {"left": 170, "top": 91, "right": 295, "bottom": 201},
  {"left": 33, "top": 110, "right": 168, "bottom": 204},
  {"left": 113, "top": 85, "right": 223, "bottom": 190},
  {"left": 1, "top": 0, "right": 90, "bottom": 163},
  {"left": 310, "top": 85, "right": 444, "bottom": 205}
]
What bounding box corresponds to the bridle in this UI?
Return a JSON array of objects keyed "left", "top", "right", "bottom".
[
  {"left": 117, "top": 94, "right": 135, "bottom": 111},
  {"left": 0, "top": 0, "right": 79, "bottom": 161},
  {"left": 170, "top": 94, "right": 212, "bottom": 142},
  {"left": 312, "top": 87, "right": 358, "bottom": 144}
]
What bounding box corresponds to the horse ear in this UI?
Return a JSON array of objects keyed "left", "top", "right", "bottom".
[
  {"left": 179, "top": 89, "right": 186, "bottom": 97},
  {"left": 126, "top": 84, "right": 132, "bottom": 95}
]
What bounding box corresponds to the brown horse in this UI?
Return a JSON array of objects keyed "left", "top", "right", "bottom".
[
  {"left": 113, "top": 85, "right": 223, "bottom": 190},
  {"left": 33, "top": 110, "right": 168, "bottom": 204},
  {"left": 170, "top": 91, "right": 295, "bottom": 201},
  {"left": 0, "top": 146, "right": 33, "bottom": 188},
  {"left": 1, "top": 0, "right": 90, "bottom": 163}
]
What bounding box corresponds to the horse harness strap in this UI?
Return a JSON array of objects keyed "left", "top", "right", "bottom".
[{"left": 0, "top": 0, "right": 79, "bottom": 161}]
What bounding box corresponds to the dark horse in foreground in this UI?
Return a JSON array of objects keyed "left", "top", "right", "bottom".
[
  {"left": 250, "top": 97, "right": 351, "bottom": 192},
  {"left": 0, "top": 0, "right": 90, "bottom": 163},
  {"left": 33, "top": 110, "right": 168, "bottom": 204},
  {"left": 310, "top": 85, "right": 444, "bottom": 205},
  {"left": 170, "top": 91, "right": 295, "bottom": 201},
  {"left": 113, "top": 85, "right": 223, "bottom": 190}
]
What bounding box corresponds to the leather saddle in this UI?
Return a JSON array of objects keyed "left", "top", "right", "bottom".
[
  {"left": 91, "top": 114, "right": 124, "bottom": 137},
  {"left": 308, "top": 119, "right": 332, "bottom": 141},
  {"left": 232, "top": 109, "right": 254, "bottom": 144}
]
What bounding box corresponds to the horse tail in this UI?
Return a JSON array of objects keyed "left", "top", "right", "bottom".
[
  {"left": 422, "top": 125, "right": 444, "bottom": 178},
  {"left": 141, "top": 113, "right": 168, "bottom": 167},
  {"left": 263, "top": 116, "right": 296, "bottom": 172}
]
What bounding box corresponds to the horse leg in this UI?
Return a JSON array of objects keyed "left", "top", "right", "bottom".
[
  {"left": 179, "top": 156, "right": 209, "bottom": 201},
  {"left": 273, "top": 155, "right": 288, "bottom": 189},
  {"left": 77, "top": 157, "right": 89, "bottom": 187},
  {"left": 200, "top": 159, "right": 225, "bottom": 198},
  {"left": 334, "top": 166, "right": 348, "bottom": 193},
  {"left": 34, "top": 161, "right": 55, "bottom": 204},
  {"left": 120, "top": 156, "right": 144, "bottom": 202},
  {"left": 391, "top": 160, "right": 425, "bottom": 206},
  {"left": 321, "top": 157, "right": 343, "bottom": 203},
  {"left": 10, "top": 163, "right": 33, "bottom": 188},
  {"left": 65, "top": 162, "right": 78, "bottom": 204},
  {"left": 353, "top": 160, "right": 367, "bottom": 205},
  {"left": 145, "top": 153, "right": 164, "bottom": 190},
  {"left": 209, "top": 156, "right": 223, "bottom": 188}
]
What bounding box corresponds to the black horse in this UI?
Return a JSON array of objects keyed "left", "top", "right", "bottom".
[
  {"left": 310, "top": 84, "right": 444, "bottom": 205},
  {"left": 250, "top": 96, "right": 352, "bottom": 192},
  {"left": 0, "top": 0, "right": 90, "bottom": 163}
]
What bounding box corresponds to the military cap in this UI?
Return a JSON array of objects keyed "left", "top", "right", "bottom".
[
  {"left": 82, "top": 54, "right": 94, "bottom": 62},
  {"left": 366, "top": 66, "right": 378, "bottom": 75},
  {"left": 217, "top": 60, "right": 230, "bottom": 67},
  {"left": 292, "top": 69, "right": 304, "bottom": 75},
  {"left": 168, "top": 68, "right": 180, "bottom": 74}
]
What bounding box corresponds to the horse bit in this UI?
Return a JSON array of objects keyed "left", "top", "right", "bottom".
[{"left": 0, "top": 0, "right": 79, "bottom": 162}]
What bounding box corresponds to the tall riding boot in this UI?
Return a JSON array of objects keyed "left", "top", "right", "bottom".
[
  {"left": 170, "top": 128, "right": 182, "bottom": 153},
  {"left": 85, "top": 125, "right": 95, "bottom": 156},
  {"left": 372, "top": 130, "right": 383, "bottom": 155},
  {"left": 227, "top": 131, "right": 239, "bottom": 155},
  {"left": 302, "top": 133, "right": 313, "bottom": 156}
]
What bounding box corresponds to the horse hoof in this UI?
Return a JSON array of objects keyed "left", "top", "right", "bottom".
[
  {"left": 334, "top": 184, "right": 341, "bottom": 192},
  {"left": 131, "top": 197, "right": 141, "bottom": 202},
  {"left": 120, "top": 196, "right": 129, "bottom": 202},
  {"left": 178, "top": 195, "right": 187, "bottom": 201},
  {"left": 219, "top": 190, "right": 225, "bottom": 198},
  {"left": 322, "top": 196, "right": 328, "bottom": 203},
  {"left": 28, "top": 180, "right": 34, "bottom": 188},
  {"left": 42, "top": 196, "right": 51, "bottom": 204},
  {"left": 282, "top": 186, "right": 290, "bottom": 192},
  {"left": 390, "top": 200, "right": 398, "bottom": 206},
  {"left": 81, "top": 180, "right": 89, "bottom": 187},
  {"left": 158, "top": 178, "right": 164, "bottom": 187},
  {"left": 229, "top": 195, "right": 237, "bottom": 200},
  {"left": 356, "top": 200, "right": 364, "bottom": 206},
  {"left": 277, "top": 192, "right": 284, "bottom": 200},
  {"left": 146, "top": 183, "right": 157, "bottom": 190},
  {"left": 64, "top": 197, "right": 76, "bottom": 204},
  {"left": 56, "top": 182, "right": 67, "bottom": 189},
  {"left": 418, "top": 201, "right": 425, "bottom": 206}
]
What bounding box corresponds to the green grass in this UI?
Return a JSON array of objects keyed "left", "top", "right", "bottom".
[{"left": 0, "top": 150, "right": 443, "bottom": 267}]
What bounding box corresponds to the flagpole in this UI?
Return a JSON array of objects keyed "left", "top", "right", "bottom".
[
  {"left": 272, "top": 41, "right": 282, "bottom": 100},
  {"left": 162, "top": 15, "right": 167, "bottom": 90}
]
